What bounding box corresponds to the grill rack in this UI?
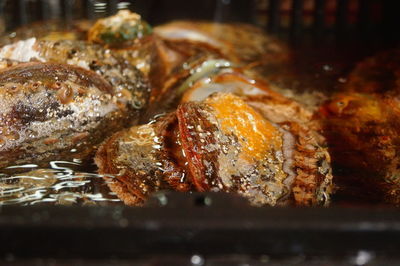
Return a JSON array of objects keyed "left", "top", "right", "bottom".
[
  {"left": 2, "top": 192, "right": 400, "bottom": 265},
  {"left": 0, "top": 0, "right": 399, "bottom": 264},
  {"left": 0, "top": 0, "right": 398, "bottom": 40}
]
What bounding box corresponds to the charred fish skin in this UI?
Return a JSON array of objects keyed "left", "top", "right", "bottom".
[{"left": 0, "top": 62, "right": 141, "bottom": 169}]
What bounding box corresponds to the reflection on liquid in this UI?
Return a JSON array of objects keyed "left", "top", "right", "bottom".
[{"left": 0, "top": 161, "right": 120, "bottom": 206}]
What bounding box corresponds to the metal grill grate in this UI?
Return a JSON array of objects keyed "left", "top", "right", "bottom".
[
  {"left": 255, "top": 0, "right": 397, "bottom": 38},
  {"left": 0, "top": 1, "right": 395, "bottom": 27},
  {"left": 0, "top": 1, "right": 398, "bottom": 264},
  {"left": 0, "top": 0, "right": 397, "bottom": 43}
]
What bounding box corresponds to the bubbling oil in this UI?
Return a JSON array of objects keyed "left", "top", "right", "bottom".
[{"left": 0, "top": 160, "right": 120, "bottom": 206}]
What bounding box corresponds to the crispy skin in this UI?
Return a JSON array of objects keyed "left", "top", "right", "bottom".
[{"left": 0, "top": 62, "right": 142, "bottom": 168}]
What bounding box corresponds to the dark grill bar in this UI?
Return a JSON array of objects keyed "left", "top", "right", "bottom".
[
  {"left": 17, "top": 0, "right": 29, "bottom": 25},
  {"left": 313, "top": 0, "right": 325, "bottom": 33},
  {"left": 2, "top": 193, "right": 400, "bottom": 264},
  {"left": 290, "top": 0, "right": 304, "bottom": 35},
  {"left": 335, "top": 0, "right": 349, "bottom": 32},
  {"left": 2, "top": 0, "right": 396, "bottom": 39},
  {"left": 268, "top": 0, "right": 281, "bottom": 32}
]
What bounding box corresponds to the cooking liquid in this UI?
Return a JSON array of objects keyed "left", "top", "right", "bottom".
[
  {"left": 0, "top": 23, "right": 396, "bottom": 206},
  {"left": 0, "top": 160, "right": 120, "bottom": 206}
]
